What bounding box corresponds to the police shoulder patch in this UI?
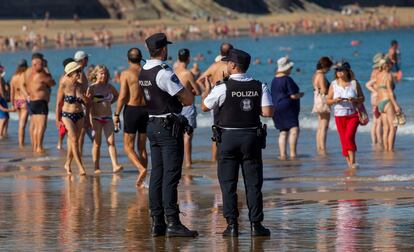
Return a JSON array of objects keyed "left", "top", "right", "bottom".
[
  {"left": 161, "top": 63, "right": 170, "bottom": 70},
  {"left": 170, "top": 74, "right": 180, "bottom": 84}
]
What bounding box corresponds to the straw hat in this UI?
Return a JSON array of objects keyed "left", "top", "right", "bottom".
[
  {"left": 64, "top": 62, "right": 81, "bottom": 75},
  {"left": 372, "top": 53, "right": 385, "bottom": 69},
  {"left": 277, "top": 57, "right": 294, "bottom": 73}
]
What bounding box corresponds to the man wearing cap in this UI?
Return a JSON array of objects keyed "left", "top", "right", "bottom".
[
  {"left": 201, "top": 48, "right": 274, "bottom": 237},
  {"left": 196, "top": 43, "right": 233, "bottom": 162},
  {"left": 74, "top": 50, "right": 91, "bottom": 154},
  {"left": 173, "top": 48, "right": 202, "bottom": 168},
  {"left": 26, "top": 53, "right": 56, "bottom": 153},
  {"left": 139, "top": 33, "right": 197, "bottom": 237},
  {"left": 114, "top": 48, "right": 148, "bottom": 188}
]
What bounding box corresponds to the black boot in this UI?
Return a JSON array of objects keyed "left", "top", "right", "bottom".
[
  {"left": 222, "top": 218, "right": 238, "bottom": 237},
  {"left": 165, "top": 214, "right": 198, "bottom": 237},
  {"left": 251, "top": 222, "right": 270, "bottom": 237},
  {"left": 151, "top": 215, "right": 166, "bottom": 237}
]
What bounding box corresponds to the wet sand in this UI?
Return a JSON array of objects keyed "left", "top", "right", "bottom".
[{"left": 1, "top": 121, "right": 414, "bottom": 250}]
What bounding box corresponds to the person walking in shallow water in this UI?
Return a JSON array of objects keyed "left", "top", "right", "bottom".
[
  {"left": 174, "top": 48, "right": 202, "bottom": 168},
  {"left": 10, "top": 60, "right": 29, "bottom": 146},
  {"left": 365, "top": 53, "right": 384, "bottom": 145},
  {"left": 271, "top": 57, "right": 304, "bottom": 160},
  {"left": 114, "top": 48, "right": 148, "bottom": 187},
  {"left": 88, "top": 65, "right": 123, "bottom": 173},
  {"left": 376, "top": 58, "right": 402, "bottom": 152},
  {"left": 327, "top": 61, "right": 365, "bottom": 168},
  {"left": 56, "top": 62, "right": 90, "bottom": 175},
  {"left": 312, "top": 57, "right": 333, "bottom": 154}
]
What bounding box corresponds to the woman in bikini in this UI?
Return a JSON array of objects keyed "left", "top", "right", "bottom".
[
  {"left": 312, "top": 56, "right": 333, "bottom": 154},
  {"left": 56, "top": 62, "right": 90, "bottom": 175},
  {"left": 365, "top": 53, "right": 384, "bottom": 145},
  {"left": 10, "top": 60, "right": 29, "bottom": 146},
  {"left": 88, "top": 65, "right": 123, "bottom": 173},
  {"left": 376, "top": 58, "right": 401, "bottom": 152}
]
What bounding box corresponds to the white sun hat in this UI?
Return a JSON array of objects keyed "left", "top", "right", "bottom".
[{"left": 277, "top": 56, "right": 294, "bottom": 73}]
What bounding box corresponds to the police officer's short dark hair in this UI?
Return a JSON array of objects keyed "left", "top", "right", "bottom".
[
  {"left": 178, "top": 48, "right": 190, "bottom": 62},
  {"left": 391, "top": 40, "right": 398, "bottom": 46},
  {"left": 220, "top": 43, "right": 234, "bottom": 57},
  {"left": 149, "top": 48, "right": 163, "bottom": 58},
  {"left": 128, "top": 48, "right": 142, "bottom": 64}
]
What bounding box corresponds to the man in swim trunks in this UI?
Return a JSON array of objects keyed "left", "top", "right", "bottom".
[
  {"left": 196, "top": 42, "right": 233, "bottom": 161},
  {"left": 388, "top": 40, "right": 402, "bottom": 82},
  {"left": 74, "top": 50, "right": 91, "bottom": 154},
  {"left": 114, "top": 48, "right": 148, "bottom": 187},
  {"left": 174, "top": 48, "right": 202, "bottom": 168},
  {"left": 26, "top": 53, "right": 56, "bottom": 153}
]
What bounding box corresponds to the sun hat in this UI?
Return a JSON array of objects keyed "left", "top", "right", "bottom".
[
  {"left": 372, "top": 53, "right": 385, "bottom": 69},
  {"left": 74, "top": 51, "right": 90, "bottom": 61},
  {"left": 64, "top": 62, "right": 82, "bottom": 75},
  {"left": 333, "top": 61, "right": 351, "bottom": 71},
  {"left": 276, "top": 56, "right": 294, "bottom": 73}
]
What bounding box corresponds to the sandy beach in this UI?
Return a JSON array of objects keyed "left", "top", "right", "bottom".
[{"left": 1, "top": 6, "right": 414, "bottom": 52}]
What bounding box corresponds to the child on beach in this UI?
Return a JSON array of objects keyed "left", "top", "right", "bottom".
[{"left": 0, "top": 96, "right": 15, "bottom": 139}]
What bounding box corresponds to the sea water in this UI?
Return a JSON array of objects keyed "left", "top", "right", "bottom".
[{"left": 1, "top": 29, "right": 414, "bottom": 251}]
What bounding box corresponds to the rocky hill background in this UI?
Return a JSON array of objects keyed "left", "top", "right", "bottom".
[{"left": 0, "top": 0, "right": 413, "bottom": 20}]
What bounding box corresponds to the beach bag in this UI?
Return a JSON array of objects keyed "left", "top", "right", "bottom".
[
  {"left": 373, "top": 106, "right": 381, "bottom": 119},
  {"left": 356, "top": 104, "right": 369, "bottom": 126},
  {"left": 312, "top": 91, "right": 330, "bottom": 114}
]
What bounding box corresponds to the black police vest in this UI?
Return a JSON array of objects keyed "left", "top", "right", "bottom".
[
  {"left": 139, "top": 65, "right": 183, "bottom": 115},
  {"left": 217, "top": 79, "right": 262, "bottom": 128}
]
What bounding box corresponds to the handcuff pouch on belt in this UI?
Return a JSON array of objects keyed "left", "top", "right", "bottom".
[
  {"left": 163, "top": 114, "right": 193, "bottom": 138},
  {"left": 257, "top": 123, "right": 267, "bottom": 149}
]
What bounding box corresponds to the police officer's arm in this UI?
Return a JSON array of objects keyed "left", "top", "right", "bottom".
[{"left": 158, "top": 69, "right": 194, "bottom": 106}]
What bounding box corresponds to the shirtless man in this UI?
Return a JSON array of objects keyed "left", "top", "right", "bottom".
[
  {"left": 196, "top": 42, "right": 233, "bottom": 161},
  {"left": 173, "top": 48, "right": 202, "bottom": 168},
  {"left": 10, "top": 59, "right": 29, "bottom": 147},
  {"left": 74, "top": 50, "right": 91, "bottom": 154},
  {"left": 388, "top": 40, "right": 402, "bottom": 82},
  {"left": 114, "top": 48, "right": 148, "bottom": 187},
  {"left": 26, "top": 53, "right": 56, "bottom": 153}
]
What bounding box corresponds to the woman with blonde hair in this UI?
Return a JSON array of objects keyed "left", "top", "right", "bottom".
[
  {"left": 56, "top": 62, "right": 90, "bottom": 175},
  {"left": 88, "top": 65, "right": 123, "bottom": 173},
  {"left": 376, "top": 58, "right": 402, "bottom": 152},
  {"left": 312, "top": 56, "right": 333, "bottom": 153},
  {"left": 327, "top": 61, "right": 365, "bottom": 168},
  {"left": 365, "top": 53, "right": 384, "bottom": 145}
]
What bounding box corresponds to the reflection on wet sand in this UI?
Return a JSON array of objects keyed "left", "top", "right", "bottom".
[{"left": 1, "top": 170, "right": 414, "bottom": 250}]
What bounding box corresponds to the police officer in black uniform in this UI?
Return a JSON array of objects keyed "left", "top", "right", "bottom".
[
  {"left": 201, "top": 48, "right": 274, "bottom": 237},
  {"left": 139, "top": 33, "right": 198, "bottom": 237}
]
